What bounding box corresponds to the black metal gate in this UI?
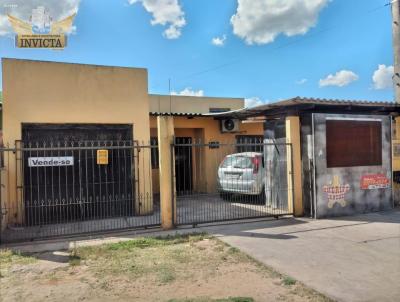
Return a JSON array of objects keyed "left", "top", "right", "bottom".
[
  {"left": 0, "top": 140, "right": 160, "bottom": 243},
  {"left": 22, "top": 141, "right": 135, "bottom": 226},
  {"left": 21, "top": 124, "right": 135, "bottom": 225},
  {"left": 172, "top": 140, "right": 293, "bottom": 226}
]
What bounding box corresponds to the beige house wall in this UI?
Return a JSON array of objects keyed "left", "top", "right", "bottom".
[
  {"left": 1, "top": 59, "right": 152, "bottom": 225},
  {"left": 150, "top": 116, "right": 264, "bottom": 194},
  {"left": 149, "top": 94, "right": 244, "bottom": 114}
]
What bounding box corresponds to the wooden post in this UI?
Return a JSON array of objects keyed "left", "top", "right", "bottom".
[
  {"left": 286, "top": 116, "right": 304, "bottom": 216},
  {"left": 157, "top": 116, "right": 176, "bottom": 230}
]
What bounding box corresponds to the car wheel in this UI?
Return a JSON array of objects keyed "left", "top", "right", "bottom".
[{"left": 257, "top": 188, "right": 266, "bottom": 204}]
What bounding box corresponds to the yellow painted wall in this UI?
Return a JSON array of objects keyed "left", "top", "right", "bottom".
[
  {"left": 150, "top": 116, "right": 264, "bottom": 194},
  {"left": 149, "top": 94, "right": 244, "bottom": 114},
  {"left": 1, "top": 58, "right": 152, "bottom": 225}
]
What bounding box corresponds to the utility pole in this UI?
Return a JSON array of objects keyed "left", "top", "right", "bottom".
[{"left": 392, "top": 0, "right": 400, "bottom": 103}]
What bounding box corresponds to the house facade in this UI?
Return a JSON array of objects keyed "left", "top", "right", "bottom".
[{"left": 1, "top": 58, "right": 263, "bottom": 230}]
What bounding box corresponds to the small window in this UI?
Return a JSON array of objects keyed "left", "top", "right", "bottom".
[
  {"left": 236, "top": 135, "right": 264, "bottom": 153},
  {"left": 150, "top": 137, "right": 159, "bottom": 169},
  {"left": 326, "top": 120, "right": 382, "bottom": 168}
]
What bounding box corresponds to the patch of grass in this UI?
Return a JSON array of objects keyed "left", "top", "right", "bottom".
[
  {"left": 158, "top": 267, "right": 176, "bottom": 284},
  {"left": 72, "top": 232, "right": 212, "bottom": 282},
  {"left": 104, "top": 233, "right": 209, "bottom": 251},
  {"left": 69, "top": 255, "right": 81, "bottom": 266},
  {"left": 0, "top": 249, "right": 35, "bottom": 265},
  {"left": 168, "top": 298, "right": 254, "bottom": 302},
  {"left": 0, "top": 249, "right": 36, "bottom": 277},
  {"left": 282, "top": 276, "right": 297, "bottom": 286},
  {"left": 227, "top": 247, "right": 240, "bottom": 255}
]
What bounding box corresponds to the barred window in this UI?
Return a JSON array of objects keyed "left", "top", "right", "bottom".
[{"left": 236, "top": 135, "right": 264, "bottom": 153}]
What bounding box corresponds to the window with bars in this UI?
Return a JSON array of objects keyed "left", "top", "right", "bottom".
[{"left": 235, "top": 135, "right": 264, "bottom": 153}]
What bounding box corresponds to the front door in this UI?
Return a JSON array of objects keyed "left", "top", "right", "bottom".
[{"left": 175, "top": 137, "right": 193, "bottom": 195}]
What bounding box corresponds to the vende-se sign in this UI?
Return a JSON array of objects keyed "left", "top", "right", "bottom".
[{"left": 28, "top": 157, "right": 74, "bottom": 167}]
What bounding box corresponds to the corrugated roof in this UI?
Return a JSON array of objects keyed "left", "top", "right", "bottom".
[
  {"left": 278, "top": 97, "right": 394, "bottom": 106},
  {"left": 205, "top": 97, "right": 399, "bottom": 119}
]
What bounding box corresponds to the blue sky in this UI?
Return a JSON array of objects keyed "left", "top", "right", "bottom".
[{"left": 0, "top": 0, "right": 396, "bottom": 106}]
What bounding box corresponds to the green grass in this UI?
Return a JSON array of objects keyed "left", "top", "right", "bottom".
[
  {"left": 69, "top": 255, "right": 81, "bottom": 266},
  {"left": 282, "top": 276, "right": 297, "bottom": 286},
  {"left": 0, "top": 249, "right": 36, "bottom": 277},
  {"left": 227, "top": 247, "right": 240, "bottom": 255},
  {"left": 71, "top": 233, "right": 212, "bottom": 283},
  {"left": 104, "top": 233, "right": 209, "bottom": 251}
]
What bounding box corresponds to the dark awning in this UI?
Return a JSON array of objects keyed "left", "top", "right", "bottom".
[{"left": 205, "top": 97, "right": 400, "bottom": 120}]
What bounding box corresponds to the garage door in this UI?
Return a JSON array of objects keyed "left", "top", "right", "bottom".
[{"left": 21, "top": 123, "right": 134, "bottom": 225}]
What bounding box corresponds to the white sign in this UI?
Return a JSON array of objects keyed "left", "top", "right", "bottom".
[{"left": 28, "top": 157, "right": 74, "bottom": 167}]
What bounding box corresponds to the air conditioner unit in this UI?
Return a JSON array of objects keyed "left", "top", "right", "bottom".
[{"left": 220, "top": 119, "right": 240, "bottom": 133}]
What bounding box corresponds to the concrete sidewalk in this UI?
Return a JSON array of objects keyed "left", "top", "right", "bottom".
[{"left": 207, "top": 210, "right": 400, "bottom": 302}]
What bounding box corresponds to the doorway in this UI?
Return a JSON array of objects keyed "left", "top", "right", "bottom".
[{"left": 174, "top": 137, "right": 193, "bottom": 195}]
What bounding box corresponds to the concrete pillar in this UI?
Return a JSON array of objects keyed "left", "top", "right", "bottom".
[
  {"left": 157, "top": 116, "right": 176, "bottom": 230},
  {"left": 285, "top": 116, "right": 304, "bottom": 216}
]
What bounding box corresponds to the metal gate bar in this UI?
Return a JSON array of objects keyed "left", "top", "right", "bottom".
[
  {"left": 172, "top": 139, "right": 294, "bottom": 226},
  {"left": 0, "top": 141, "right": 160, "bottom": 243}
]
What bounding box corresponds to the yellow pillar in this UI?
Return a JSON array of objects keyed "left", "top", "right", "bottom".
[
  {"left": 395, "top": 117, "right": 400, "bottom": 140},
  {"left": 286, "top": 116, "right": 304, "bottom": 216},
  {"left": 157, "top": 116, "right": 176, "bottom": 230}
]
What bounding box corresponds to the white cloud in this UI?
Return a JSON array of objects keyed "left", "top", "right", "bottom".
[
  {"left": 0, "top": 0, "right": 81, "bottom": 36},
  {"left": 129, "top": 0, "right": 186, "bottom": 39},
  {"left": 245, "top": 97, "right": 267, "bottom": 108},
  {"left": 171, "top": 87, "right": 204, "bottom": 97},
  {"left": 372, "top": 64, "right": 394, "bottom": 90},
  {"left": 296, "top": 78, "right": 308, "bottom": 85},
  {"left": 230, "top": 0, "right": 329, "bottom": 45},
  {"left": 212, "top": 35, "right": 227, "bottom": 46},
  {"left": 0, "top": 14, "right": 8, "bottom": 35},
  {"left": 319, "top": 70, "right": 359, "bottom": 87}
]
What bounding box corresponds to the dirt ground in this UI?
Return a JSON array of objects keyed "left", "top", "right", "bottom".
[{"left": 0, "top": 234, "right": 332, "bottom": 302}]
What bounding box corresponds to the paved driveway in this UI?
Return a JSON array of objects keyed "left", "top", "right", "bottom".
[{"left": 206, "top": 210, "right": 400, "bottom": 302}]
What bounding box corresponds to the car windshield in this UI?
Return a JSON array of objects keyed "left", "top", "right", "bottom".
[{"left": 221, "top": 156, "right": 252, "bottom": 169}]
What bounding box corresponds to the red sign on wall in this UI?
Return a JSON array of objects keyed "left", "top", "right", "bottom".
[{"left": 360, "top": 174, "right": 390, "bottom": 190}]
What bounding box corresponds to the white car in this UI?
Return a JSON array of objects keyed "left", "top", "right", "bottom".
[{"left": 217, "top": 152, "right": 265, "bottom": 200}]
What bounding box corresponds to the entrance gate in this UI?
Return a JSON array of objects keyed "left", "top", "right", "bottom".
[
  {"left": 172, "top": 140, "right": 294, "bottom": 226},
  {"left": 0, "top": 139, "right": 160, "bottom": 243},
  {"left": 21, "top": 124, "right": 135, "bottom": 225}
]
